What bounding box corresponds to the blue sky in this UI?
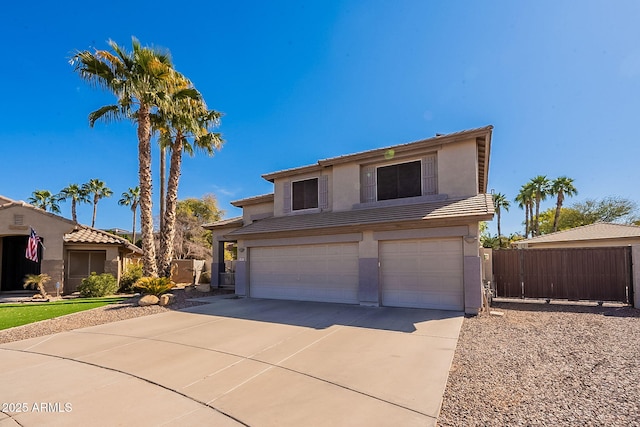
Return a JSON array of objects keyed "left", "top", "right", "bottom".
[{"left": 1, "top": 1, "right": 639, "bottom": 236}]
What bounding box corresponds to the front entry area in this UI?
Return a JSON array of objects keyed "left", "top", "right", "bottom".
[{"left": 0, "top": 235, "right": 41, "bottom": 292}]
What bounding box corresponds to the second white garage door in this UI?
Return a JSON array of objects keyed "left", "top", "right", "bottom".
[
  {"left": 380, "top": 238, "right": 464, "bottom": 310},
  {"left": 249, "top": 243, "right": 359, "bottom": 304}
]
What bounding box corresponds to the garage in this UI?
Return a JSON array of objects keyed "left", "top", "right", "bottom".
[
  {"left": 249, "top": 243, "right": 359, "bottom": 304},
  {"left": 380, "top": 238, "right": 464, "bottom": 310}
]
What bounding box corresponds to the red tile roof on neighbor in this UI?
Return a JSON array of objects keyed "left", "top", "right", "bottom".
[
  {"left": 225, "top": 194, "right": 494, "bottom": 237},
  {"left": 516, "top": 222, "right": 640, "bottom": 245},
  {"left": 64, "top": 226, "right": 142, "bottom": 253}
]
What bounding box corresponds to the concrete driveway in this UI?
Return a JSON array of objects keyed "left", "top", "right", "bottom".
[{"left": 0, "top": 297, "right": 463, "bottom": 427}]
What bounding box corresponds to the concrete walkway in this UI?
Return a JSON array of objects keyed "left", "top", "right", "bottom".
[{"left": 0, "top": 298, "right": 463, "bottom": 426}]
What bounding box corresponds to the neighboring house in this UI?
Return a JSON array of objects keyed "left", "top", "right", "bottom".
[
  {"left": 514, "top": 222, "right": 640, "bottom": 249},
  {"left": 205, "top": 126, "right": 495, "bottom": 314},
  {"left": 0, "top": 196, "right": 141, "bottom": 295}
]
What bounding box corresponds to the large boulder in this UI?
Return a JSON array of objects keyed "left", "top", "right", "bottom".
[
  {"left": 159, "top": 293, "right": 175, "bottom": 306},
  {"left": 196, "top": 283, "right": 211, "bottom": 293},
  {"left": 138, "top": 295, "right": 159, "bottom": 306}
]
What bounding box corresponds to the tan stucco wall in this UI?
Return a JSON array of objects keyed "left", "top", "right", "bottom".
[
  {"left": 332, "top": 164, "right": 360, "bottom": 211},
  {"left": 243, "top": 201, "right": 275, "bottom": 224},
  {"left": 437, "top": 138, "right": 478, "bottom": 198}
]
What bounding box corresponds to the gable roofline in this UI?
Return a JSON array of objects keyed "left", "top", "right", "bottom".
[
  {"left": 230, "top": 193, "right": 274, "bottom": 208},
  {"left": 64, "top": 225, "right": 142, "bottom": 253},
  {"left": 202, "top": 216, "right": 244, "bottom": 229},
  {"left": 0, "top": 198, "right": 78, "bottom": 226},
  {"left": 516, "top": 222, "right": 640, "bottom": 245},
  {"left": 259, "top": 125, "right": 493, "bottom": 192}
]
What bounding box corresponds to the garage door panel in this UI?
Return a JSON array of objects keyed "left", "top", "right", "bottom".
[
  {"left": 381, "top": 238, "right": 463, "bottom": 311},
  {"left": 250, "top": 243, "right": 359, "bottom": 304}
]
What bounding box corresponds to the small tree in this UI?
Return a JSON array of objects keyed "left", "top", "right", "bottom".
[{"left": 23, "top": 273, "right": 51, "bottom": 297}]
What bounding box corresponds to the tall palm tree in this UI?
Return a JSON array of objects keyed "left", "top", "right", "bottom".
[
  {"left": 60, "top": 184, "right": 89, "bottom": 223},
  {"left": 529, "top": 175, "right": 550, "bottom": 236},
  {"left": 493, "top": 193, "right": 510, "bottom": 241},
  {"left": 82, "top": 179, "right": 113, "bottom": 227},
  {"left": 118, "top": 186, "right": 141, "bottom": 244},
  {"left": 72, "top": 38, "right": 176, "bottom": 277},
  {"left": 153, "top": 75, "right": 223, "bottom": 277},
  {"left": 515, "top": 183, "right": 534, "bottom": 238},
  {"left": 550, "top": 176, "right": 578, "bottom": 232},
  {"left": 28, "top": 190, "right": 63, "bottom": 214}
]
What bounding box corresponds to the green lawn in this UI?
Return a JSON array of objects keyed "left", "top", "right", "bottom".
[{"left": 0, "top": 297, "right": 127, "bottom": 330}]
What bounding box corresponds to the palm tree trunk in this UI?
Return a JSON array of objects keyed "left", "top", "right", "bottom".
[
  {"left": 160, "top": 145, "right": 166, "bottom": 233},
  {"left": 526, "top": 201, "right": 532, "bottom": 238},
  {"left": 131, "top": 205, "right": 137, "bottom": 246},
  {"left": 138, "top": 105, "right": 158, "bottom": 277},
  {"left": 497, "top": 208, "right": 502, "bottom": 238},
  {"left": 552, "top": 191, "right": 564, "bottom": 232},
  {"left": 71, "top": 200, "right": 77, "bottom": 223},
  {"left": 91, "top": 196, "right": 98, "bottom": 227},
  {"left": 158, "top": 136, "right": 183, "bottom": 278}
]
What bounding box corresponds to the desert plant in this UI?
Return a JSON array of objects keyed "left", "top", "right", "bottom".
[
  {"left": 199, "top": 270, "right": 211, "bottom": 284},
  {"left": 23, "top": 273, "right": 51, "bottom": 297},
  {"left": 78, "top": 273, "right": 118, "bottom": 297},
  {"left": 119, "top": 263, "right": 143, "bottom": 293},
  {"left": 134, "top": 277, "right": 174, "bottom": 296}
]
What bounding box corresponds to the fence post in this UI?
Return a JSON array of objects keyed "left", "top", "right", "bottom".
[{"left": 519, "top": 249, "right": 525, "bottom": 299}]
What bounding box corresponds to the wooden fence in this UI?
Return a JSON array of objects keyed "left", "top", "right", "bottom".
[{"left": 493, "top": 247, "right": 632, "bottom": 303}]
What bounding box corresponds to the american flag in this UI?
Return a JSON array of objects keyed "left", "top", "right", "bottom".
[{"left": 25, "top": 228, "right": 40, "bottom": 262}]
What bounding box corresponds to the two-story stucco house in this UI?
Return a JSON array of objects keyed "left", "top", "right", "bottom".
[{"left": 205, "top": 126, "right": 494, "bottom": 314}]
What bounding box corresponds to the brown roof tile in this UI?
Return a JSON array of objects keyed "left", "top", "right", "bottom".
[
  {"left": 517, "top": 222, "right": 640, "bottom": 245},
  {"left": 64, "top": 227, "right": 142, "bottom": 253},
  {"left": 227, "top": 194, "right": 493, "bottom": 237}
]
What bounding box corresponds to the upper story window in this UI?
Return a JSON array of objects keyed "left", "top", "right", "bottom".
[
  {"left": 292, "top": 178, "right": 318, "bottom": 210},
  {"left": 376, "top": 160, "right": 422, "bottom": 201},
  {"left": 360, "top": 154, "right": 437, "bottom": 203}
]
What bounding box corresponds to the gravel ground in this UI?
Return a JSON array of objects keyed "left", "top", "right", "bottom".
[
  {"left": 438, "top": 302, "right": 640, "bottom": 426},
  {"left": 0, "top": 288, "right": 234, "bottom": 345}
]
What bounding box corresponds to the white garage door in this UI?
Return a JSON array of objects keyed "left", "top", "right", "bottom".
[
  {"left": 380, "top": 238, "right": 464, "bottom": 310},
  {"left": 249, "top": 243, "right": 359, "bottom": 304}
]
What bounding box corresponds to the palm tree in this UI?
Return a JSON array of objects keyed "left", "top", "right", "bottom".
[
  {"left": 154, "top": 76, "right": 223, "bottom": 277},
  {"left": 550, "top": 176, "right": 578, "bottom": 232},
  {"left": 529, "top": 175, "right": 550, "bottom": 236},
  {"left": 60, "top": 184, "right": 89, "bottom": 222},
  {"left": 82, "top": 179, "right": 113, "bottom": 227},
  {"left": 72, "top": 38, "right": 176, "bottom": 277},
  {"left": 515, "top": 183, "right": 534, "bottom": 238},
  {"left": 28, "top": 190, "right": 63, "bottom": 214},
  {"left": 118, "top": 186, "right": 141, "bottom": 244},
  {"left": 493, "top": 193, "right": 510, "bottom": 242}
]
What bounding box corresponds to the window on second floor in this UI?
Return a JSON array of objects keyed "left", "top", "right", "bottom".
[
  {"left": 376, "top": 160, "right": 422, "bottom": 201},
  {"left": 292, "top": 178, "right": 318, "bottom": 210},
  {"left": 360, "top": 154, "right": 437, "bottom": 203}
]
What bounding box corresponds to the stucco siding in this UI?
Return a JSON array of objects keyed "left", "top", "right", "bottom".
[{"left": 437, "top": 138, "right": 478, "bottom": 197}]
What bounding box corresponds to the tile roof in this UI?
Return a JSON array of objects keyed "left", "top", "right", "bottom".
[
  {"left": 261, "top": 125, "right": 493, "bottom": 191},
  {"left": 516, "top": 222, "right": 640, "bottom": 245},
  {"left": 227, "top": 194, "right": 493, "bottom": 237},
  {"left": 64, "top": 226, "right": 142, "bottom": 253},
  {"left": 230, "top": 193, "right": 274, "bottom": 208},
  {"left": 203, "top": 216, "right": 244, "bottom": 229}
]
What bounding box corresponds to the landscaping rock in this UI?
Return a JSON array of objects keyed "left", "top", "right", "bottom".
[
  {"left": 158, "top": 293, "right": 175, "bottom": 306},
  {"left": 138, "top": 295, "right": 159, "bottom": 306},
  {"left": 196, "top": 283, "right": 211, "bottom": 293}
]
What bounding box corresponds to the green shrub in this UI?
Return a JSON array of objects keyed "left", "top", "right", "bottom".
[
  {"left": 134, "top": 277, "right": 174, "bottom": 296},
  {"left": 119, "top": 263, "right": 143, "bottom": 293},
  {"left": 78, "top": 273, "right": 118, "bottom": 297},
  {"left": 199, "top": 270, "right": 210, "bottom": 284}
]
